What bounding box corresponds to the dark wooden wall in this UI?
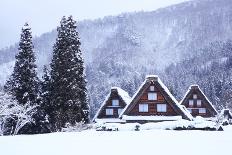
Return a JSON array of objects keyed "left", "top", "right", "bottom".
[
  {"left": 127, "top": 84, "right": 178, "bottom": 116},
  {"left": 181, "top": 89, "right": 216, "bottom": 117},
  {"left": 97, "top": 90, "right": 127, "bottom": 119}
]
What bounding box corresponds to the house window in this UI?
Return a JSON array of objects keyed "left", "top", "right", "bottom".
[
  {"left": 187, "top": 108, "right": 192, "bottom": 113},
  {"left": 139, "top": 104, "right": 148, "bottom": 112},
  {"left": 150, "top": 86, "right": 155, "bottom": 91},
  {"left": 148, "top": 92, "right": 157, "bottom": 100},
  {"left": 199, "top": 108, "right": 206, "bottom": 114},
  {"left": 106, "top": 109, "right": 113, "bottom": 115},
  {"left": 197, "top": 100, "right": 202, "bottom": 107},
  {"left": 189, "top": 100, "right": 194, "bottom": 107},
  {"left": 112, "top": 100, "right": 119, "bottom": 106},
  {"left": 193, "top": 94, "right": 197, "bottom": 99},
  {"left": 157, "top": 104, "right": 167, "bottom": 112},
  {"left": 118, "top": 108, "right": 123, "bottom": 115}
]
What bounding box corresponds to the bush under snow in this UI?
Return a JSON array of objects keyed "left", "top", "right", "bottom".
[
  {"left": 94, "top": 117, "right": 220, "bottom": 131},
  {"left": 0, "top": 92, "right": 37, "bottom": 135}
]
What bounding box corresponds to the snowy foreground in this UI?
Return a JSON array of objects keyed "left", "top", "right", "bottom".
[{"left": 0, "top": 126, "right": 232, "bottom": 155}]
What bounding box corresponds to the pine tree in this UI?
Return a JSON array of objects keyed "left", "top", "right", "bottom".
[
  {"left": 49, "top": 16, "right": 89, "bottom": 131},
  {"left": 41, "top": 66, "right": 51, "bottom": 112},
  {"left": 39, "top": 66, "right": 53, "bottom": 132},
  {"left": 4, "top": 23, "right": 39, "bottom": 106},
  {"left": 2, "top": 23, "right": 49, "bottom": 134}
]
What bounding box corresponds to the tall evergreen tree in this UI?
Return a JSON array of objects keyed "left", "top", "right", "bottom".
[
  {"left": 49, "top": 16, "right": 89, "bottom": 131},
  {"left": 2, "top": 23, "right": 49, "bottom": 134},
  {"left": 41, "top": 66, "right": 51, "bottom": 111},
  {"left": 4, "top": 23, "right": 39, "bottom": 106},
  {"left": 39, "top": 65, "right": 53, "bottom": 131}
]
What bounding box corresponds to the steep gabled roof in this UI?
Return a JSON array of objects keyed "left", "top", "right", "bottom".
[
  {"left": 180, "top": 85, "right": 218, "bottom": 115},
  {"left": 93, "top": 87, "right": 131, "bottom": 121},
  {"left": 120, "top": 75, "right": 193, "bottom": 120},
  {"left": 111, "top": 87, "right": 131, "bottom": 105}
]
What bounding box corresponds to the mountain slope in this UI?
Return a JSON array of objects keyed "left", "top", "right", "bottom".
[
  {"left": 1, "top": 0, "right": 232, "bottom": 68},
  {"left": 162, "top": 40, "right": 232, "bottom": 110},
  {"left": 0, "top": 0, "right": 232, "bottom": 117}
]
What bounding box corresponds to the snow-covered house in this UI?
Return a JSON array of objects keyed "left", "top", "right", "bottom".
[
  {"left": 93, "top": 87, "right": 131, "bottom": 123},
  {"left": 180, "top": 85, "right": 218, "bottom": 118},
  {"left": 120, "top": 75, "right": 193, "bottom": 123}
]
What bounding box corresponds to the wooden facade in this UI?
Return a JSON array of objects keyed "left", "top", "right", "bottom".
[
  {"left": 93, "top": 87, "right": 131, "bottom": 122},
  {"left": 120, "top": 75, "right": 192, "bottom": 122},
  {"left": 180, "top": 85, "right": 218, "bottom": 118},
  {"left": 127, "top": 86, "right": 178, "bottom": 116}
]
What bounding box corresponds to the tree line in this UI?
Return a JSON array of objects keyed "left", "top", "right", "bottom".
[
  {"left": 0, "top": 16, "right": 89, "bottom": 135},
  {"left": 162, "top": 40, "right": 232, "bottom": 111}
]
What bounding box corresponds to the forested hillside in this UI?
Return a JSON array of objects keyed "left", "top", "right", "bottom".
[
  {"left": 0, "top": 0, "right": 232, "bottom": 117},
  {"left": 163, "top": 40, "right": 232, "bottom": 111}
]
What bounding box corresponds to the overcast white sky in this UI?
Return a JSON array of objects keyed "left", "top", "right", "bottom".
[{"left": 0, "top": 0, "right": 189, "bottom": 49}]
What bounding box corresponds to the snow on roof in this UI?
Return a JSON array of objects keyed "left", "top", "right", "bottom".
[
  {"left": 111, "top": 87, "right": 131, "bottom": 105},
  {"left": 93, "top": 87, "right": 131, "bottom": 121},
  {"left": 93, "top": 92, "right": 111, "bottom": 121},
  {"left": 157, "top": 77, "right": 193, "bottom": 120},
  {"left": 180, "top": 86, "right": 192, "bottom": 104},
  {"left": 122, "top": 115, "right": 182, "bottom": 121},
  {"left": 146, "top": 75, "right": 158, "bottom": 79},
  {"left": 180, "top": 85, "right": 218, "bottom": 115},
  {"left": 120, "top": 75, "right": 193, "bottom": 120},
  {"left": 179, "top": 84, "right": 200, "bottom": 104},
  {"left": 119, "top": 79, "right": 147, "bottom": 118}
]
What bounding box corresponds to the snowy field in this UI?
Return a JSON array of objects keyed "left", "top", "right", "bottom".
[{"left": 0, "top": 126, "right": 232, "bottom": 155}]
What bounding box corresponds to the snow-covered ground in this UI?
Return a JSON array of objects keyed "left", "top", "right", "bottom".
[
  {"left": 0, "top": 125, "right": 232, "bottom": 155},
  {"left": 94, "top": 117, "right": 219, "bottom": 131}
]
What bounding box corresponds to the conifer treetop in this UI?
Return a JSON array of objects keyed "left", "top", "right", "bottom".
[{"left": 4, "top": 22, "right": 39, "bottom": 106}]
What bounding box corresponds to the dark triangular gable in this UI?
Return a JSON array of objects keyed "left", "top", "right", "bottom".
[
  {"left": 120, "top": 75, "right": 192, "bottom": 121},
  {"left": 93, "top": 87, "right": 131, "bottom": 121},
  {"left": 180, "top": 85, "right": 218, "bottom": 117}
]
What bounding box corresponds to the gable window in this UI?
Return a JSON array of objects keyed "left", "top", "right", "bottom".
[
  {"left": 118, "top": 108, "right": 123, "bottom": 115},
  {"left": 187, "top": 108, "right": 192, "bottom": 113},
  {"left": 112, "top": 100, "right": 119, "bottom": 106},
  {"left": 150, "top": 86, "right": 155, "bottom": 91},
  {"left": 106, "top": 109, "right": 113, "bottom": 115},
  {"left": 199, "top": 108, "right": 206, "bottom": 114},
  {"left": 139, "top": 104, "right": 148, "bottom": 112},
  {"left": 148, "top": 92, "right": 157, "bottom": 100},
  {"left": 157, "top": 104, "right": 167, "bottom": 112},
  {"left": 193, "top": 94, "right": 197, "bottom": 99},
  {"left": 197, "top": 100, "right": 202, "bottom": 107},
  {"left": 189, "top": 100, "right": 194, "bottom": 107}
]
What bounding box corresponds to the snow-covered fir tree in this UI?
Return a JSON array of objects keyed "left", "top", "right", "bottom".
[
  {"left": 2, "top": 23, "right": 50, "bottom": 134},
  {"left": 49, "top": 16, "right": 89, "bottom": 131},
  {"left": 4, "top": 23, "right": 39, "bottom": 106},
  {"left": 41, "top": 66, "right": 51, "bottom": 114},
  {"left": 36, "top": 65, "right": 53, "bottom": 132}
]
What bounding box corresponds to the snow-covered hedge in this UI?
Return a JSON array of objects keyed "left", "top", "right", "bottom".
[
  {"left": 61, "top": 122, "right": 93, "bottom": 132},
  {"left": 94, "top": 117, "right": 220, "bottom": 131}
]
